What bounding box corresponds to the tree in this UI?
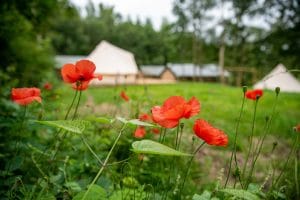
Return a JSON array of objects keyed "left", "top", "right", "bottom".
[{"left": 0, "top": 0, "right": 63, "bottom": 87}]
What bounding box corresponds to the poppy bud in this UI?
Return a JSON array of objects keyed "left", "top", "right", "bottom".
[
  {"left": 275, "top": 87, "right": 280, "bottom": 95},
  {"left": 265, "top": 116, "right": 270, "bottom": 122},
  {"left": 271, "top": 141, "right": 278, "bottom": 153},
  {"left": 233, "top": 167, "right": 241, "bottom": 177},
  {"left": 242, "top": 86, "right": 247, "bottom": 94},
  {"left": 192, "top": 136, "right": 196, "bottom": 142},
  {"left": 180, "top": 122, "right": 184, "bottom": 129}
]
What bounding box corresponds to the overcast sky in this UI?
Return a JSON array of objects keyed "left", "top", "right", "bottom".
[
  {"left": 70, "top": 0, "right": 269, "bottom": 31},
  {"left": 70, "top": 0, "right": 176, "bottom": 30}
]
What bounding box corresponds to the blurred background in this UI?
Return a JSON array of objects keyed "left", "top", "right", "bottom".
[{"left": 0, "top": 0, "right": 299, "bottom": 88}]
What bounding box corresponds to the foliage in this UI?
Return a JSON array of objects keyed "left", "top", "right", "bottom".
[
  {"left": 132, "top": 140, "right": 192, "bottom": 156},
  {"left": 0, "top": 1, "right": 61, "bottom": 87},
  {"left": 46, "top": 0, "right": 300, "bottom": 84},
  {"left": 1, "top": 82, "right": 299, "bottom": 199}
]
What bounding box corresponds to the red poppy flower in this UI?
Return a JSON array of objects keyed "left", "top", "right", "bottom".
[
  {"left": 151, "top": 96, "right": 200, "bottom": 128},
  {"left": 245, "top": 89, "right": 263, "bottom": 100},
  {"left": 151, "top": 128, "right": 160, "bottom": 134},
  {"left": 294, "top": 124, "right": 300, "bottom": 132},
  {"left": 43, "top": 82, "right": 52, "bottom": 90},
  {"left": 61, "top": 59, "right": 102, "bottom": 90},
  {"left": 120, "top": 90, "right": 130, "bottom": 101},
  {"left": 193, "top": 119, "right": 228, "bottom": 147},
  {"left": 11, "top": 88, "right": 42, "bottom": 106},
  {"left": 139, "top": 113, "right": 152, "bottom": 121},
  {"left": 134, "top": 126, "right": 146, "bottom": 138}
]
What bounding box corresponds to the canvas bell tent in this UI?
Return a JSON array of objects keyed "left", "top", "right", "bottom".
[
  {"left": 253, "top": 64, "right": 300, "bottom": 93},
  {"left": 87, "top": 40, "right": 139, "bottom": 85}
]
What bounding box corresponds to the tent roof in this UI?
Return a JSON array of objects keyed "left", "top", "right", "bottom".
[
  {"left": 253, "top": 64, "right": 300, "bottom": 93},
  {"left": 87, "top": 40, "right": 138, "bottom": 75}
]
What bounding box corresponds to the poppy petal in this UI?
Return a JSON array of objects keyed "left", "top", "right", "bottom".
[
  {"left": 151, "top": 128, "right": 160, "bottom": 134},
  {"left": 152, "top": 106, "right": 179, "bottom": 128},
  {"left": 162, "top": 96, "right": 185, "bottom": 110},
  {"left": 193, "top": 119, "right": 228, "bottom": 146},
  {"left": 245, "top": 89, "right": 263, "bottom": 100},
  {"left": 14, "top": 96, "right": 42, "bottom": 105},
  {"left": 11, "top": 88, "right": 42, "bottom": 106},
  {"left": 120, "top": 91, "right": 130, "bottom": 101},
  {"left": 75, "top": 59, "right": 96, "bottom": 81},
  {"left": 139, "top": 113, "right": 152, "bottom": 122},
  {"left": 61, "top": 63, "right": 79, "bottom": 83},
  {"left": 184, "top": 96, "right": 200, "bottom": 118},
  {"left": 134, "top": 126, "right": 146, "bottom": 138},
  {"left": 163, "top": 105, "right": 185, "bottom": 120}
]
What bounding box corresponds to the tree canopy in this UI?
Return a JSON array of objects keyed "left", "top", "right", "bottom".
[{"left": 0, "top": 0, "right": 299, "bottom": 89}]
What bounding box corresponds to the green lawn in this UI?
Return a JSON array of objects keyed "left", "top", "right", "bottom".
[{"left": 57, "top": 82, "right": 300, "bottom": 141}]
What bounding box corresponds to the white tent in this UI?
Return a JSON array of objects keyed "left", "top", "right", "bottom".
[
  {"left": 253, "top": 64, "right": 300, "bottom": 93},
  {"left": 87, "top": 40, "right": 138, "bottom": 75}
]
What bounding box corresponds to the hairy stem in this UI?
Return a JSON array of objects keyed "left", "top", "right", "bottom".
[
  {"left": 180, "top": 141, "right": 205, "bottom": 197},
  {"left": 82, "top": 124, "right": 127, "bottom": 200},
  {"left": 246, "top": 94, "right": 279, "bottom": 187},
  {"left": 224, "top": 95, "right": 245, "bottom": 188},
  {"left": 242, "top": 99, "right": 258, "bottom": 188}
]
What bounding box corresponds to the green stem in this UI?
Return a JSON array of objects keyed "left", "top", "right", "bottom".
[
  {"left": 273, "top": 134, "right": 299, "bottom": 188},
  {"left": 37, "top": 90, "right": 78, "bottom": 163},
  {"left": 51, "top": 90, "right": 82, "bottom": 160},
  {"left": 161, "top": 128, "right": 167, "bottom": 143},
  {"left": 15, "top": 106, "right": 27, "bottom": 155},
  {"left": 6, "top": 106, "right": 27, "bottom": 176},
  {"left": 158, "top": 127, "right": 163, "bottom": 142},
  {"left": 246, "top": 95, "right": 279, "bottom": 187},
  {"left": 242, "top": 99, "right": 258, "bottom": 188},
  {"left": 180, "top": 141, "right": 205, "bottom": 196},
  {"left": 224, "top": 95, "right": 245, "bottom": 188},
  {"left": 177, "top": 123, "right": 184, "bottom": 150},
  {"left": 65, "top": 90, "right": 78, "bottom": 120},
  {"left": 81, "top": 135, "right": 104, "bottom": 166},
  {"left": 72, "top": 90, "right": 82, "bottom": 120},
  {"left": 175, "top": 125, "right": 180, "bottom": 150},
  {"left": 82, "top": 124, "right": 127, "bottom": 200},
  {"left": 295, "top": 156, "right": 299, "bottom": 199}
]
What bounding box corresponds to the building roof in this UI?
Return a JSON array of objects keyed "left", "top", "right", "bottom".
[
  {"left": 167, "top": 63, "right": 230, "bottom": 78},
  {"left": 253, "top": 64, "right": 300, "bottom": 93},
  {"left": 140, "top": 65, "right": 166, "bottom": 77},
  {"left": 55, "top": 55, "right": 86, "bottom": 69}
]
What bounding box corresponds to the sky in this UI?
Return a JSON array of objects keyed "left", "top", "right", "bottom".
[
  {"left": 70, "top": 0, "right": 269, "bottom": 31},
  {"left": 70, "top": 0, "right": 176, "bottom": 30}
]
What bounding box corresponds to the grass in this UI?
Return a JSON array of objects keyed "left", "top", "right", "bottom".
[
  {"left": 3, "top": 81, "right": 299, "bottom": 199},
  {"left": 57, "top": 81, "right": 300, "bottom": 141}
]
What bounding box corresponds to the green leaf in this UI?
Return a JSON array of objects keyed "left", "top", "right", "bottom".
[
  {"left": 109, "top": 188, "right": 147, "bottom": 200},
  {"left": 116, "top": 117, "right": 128, "bottom": 124},
  {"left": 116, "top": 117, "right": 155, "bottom": 127},
  {"left": 89, "top": 117, "right": 115, "bottom": 124},
  {"left": 192, "top": 191, "right": 212, "bottom": 200},
  {"left": 73, "top": 185, "right": 106, "bottom": 200},
  {"left": 128, "top": 119, "right": 154, "bottom": 127},
  {"left": 38, "top": 193, "right": 56, "bottom": 200},
  {"left": 34, "top": 120, "right": 90, "bottom": 134},
  {"left": 6, "top": 156, "right": 23, "bottom": 172},
  {"left": 131, "top": 140, "right": 191, "bottom": 156},
  {"left": 65, "top": 181, "right": 82, "bottom": 193},
  {"left": 220, "top": 188, "right": 260, "bottom": 200},
  {"left": 122, "top": 177, "right": 139, "bottom": 188}
]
